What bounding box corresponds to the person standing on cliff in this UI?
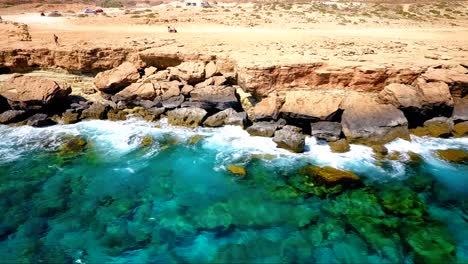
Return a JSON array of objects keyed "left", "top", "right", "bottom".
[{"left": 53, "top": 34, "right": 59, "bottom": 46}]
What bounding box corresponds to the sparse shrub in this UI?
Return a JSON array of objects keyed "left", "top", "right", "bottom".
[
  {"left": 429, "top": 9, "right": 440, "bottom": 15},
  {"left": 99, "top": 0, "right": 123, "bottom": 8}
]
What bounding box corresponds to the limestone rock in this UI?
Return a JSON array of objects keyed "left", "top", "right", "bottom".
[
  {"left": 410, "top": 117, "right": 453, "bottom": 138},
  {"left": 166, "top": 107, "right": 207, "bottom": 128},
  {"left": 273, "top": 125, "right": 305, "bottom": 153},
  {"left": 0, "top": 110, "right": 27, "bottom": 124},
  {"left": 280, "top": 90, "right": 344, "bottom": 121},
  {"left": 253, "top": 93, "right": 283, "bottom": 121},
  {"left": 436, "top": 149, "right": 468, "bottom": 165},
  {"left": 328, "top": 139, "right": 350, "bottom": 153},
  {"left": 422, "top": 68, "right": 468, "bottom": 97},
  {"left": 379, "top": 83, "right": 422, "bottom": 109},
  {"left": 62, "top": 110, "right": 80, "bottom": 124},
  {"left": 227, "top": 165, "right": 246, "bottom": 177},
  {"left": 187, "top": 85, "right": 239, "bottom": 111},
  {"left": 26, "top": 113, "right": 56, "bottom": 127},
  {"left": 94, "top": 62, "right": 140, "bottom": 94},
  {"left": 144, "top": 66, "right": 157, "bottom": 76},
  {"left": 452, "top": 98, "right": 468, "bottom": 123},
  {"left": 0, "top": 75, "right": 71, "bottom": 110},
  {"left": 341, "top": 93, "right": 409, "bottom": 144},
  {"left": 453, "top": 121, "right": 468, "bottom": 137},
  {"left": 415, "top": 79, "right": 453, "bottom": 109},
  {"left": 299, "top": 165, "right": 361, "bottom": 186},
  {"left": 203, "top": 108, "right": 246, "bottom": 127},
  {"left": 116, "top": 82, "right": 157, "bottom": 100},
  {"left": 81, "top": 103, "right": 111, "bottom": 120},
  {"left": 169, "top": 62, "right": 205, "bottom": 84},
  {"left": 161, "top": 95, "right": 185, "bottom": 109},
  {"left": 159, "top": 81, "right": 181, "bottom": 100},
  {"left": 247, "top": 121, "right": 283, "bottom": 137},
  {"left": 205, "top": 61, "right": 218, "bottom": 78},
  {"left": 311, "top": 121, "right": 342, "bottom": 142}
]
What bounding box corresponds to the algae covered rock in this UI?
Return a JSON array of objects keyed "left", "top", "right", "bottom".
[
  {"left": 166, "top": 107, "right": 207, "bottom": 128},
  {"left": 300, "top": 165, "right": 360, "bottom": 186},
  {"left": 328, "top": 139, "right": 350, "bottom": 153},
  {"left": 139, "top": 135, "right": 154, "bottom": 148},
  {"left": 293, "top": 165, "right": 362, "bottom": 196},
  {"left": 227, "top": 165, "right": 246, "bottom": 177},
  {"left": 436, "top": 149, "right": 468, "bottom": 164},
  {"left": 378, "top": 186, "right": 426, "bottom": 217},
  {"left": 57, "top": 135, "right": 87, "bottom": 157},
  {"left": 453, "top": 121, "right": 468, "bottom": 137},
  {"left": 187, "top": 134, "right": 204, "bottom": 145},
  {"left": 403, "top": 220, "right": 456, "bottom": 264},
  {"left": 410, "top": 117, "right": 453, "bottom": 138}
]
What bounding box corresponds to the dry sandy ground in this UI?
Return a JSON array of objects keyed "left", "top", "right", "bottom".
[{"left": 1, "top": 1, "right": 468, "bottom": 68}]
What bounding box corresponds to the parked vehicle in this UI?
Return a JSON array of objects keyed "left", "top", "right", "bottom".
[
  {"left": 47, "top": 11, "right": 62, "bottom": 17},
  {"left": 95, "top": 9, "right": 104, "bottom": 13},
  {"left": 83, "top": 8, "right": 95, "bottom": 14}
]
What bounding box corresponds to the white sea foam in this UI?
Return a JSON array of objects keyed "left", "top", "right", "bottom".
[{"left": 1, "top": 120, "right": 467, "bottom": 182}]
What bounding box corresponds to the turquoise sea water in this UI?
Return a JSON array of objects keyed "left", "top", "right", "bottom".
[{"left": 0, "top": 118, "right": 467, "bottom": 263}]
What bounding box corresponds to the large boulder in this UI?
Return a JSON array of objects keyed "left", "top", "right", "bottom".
[
  {"left": 453, "top": 121, "right": 468, "bottom": 137},
  {"left": 185, "top": 85, "right": 239, "bottom": 111},
  {"left": 452, "top": 98, "right": 468, "bottom": 123},
  {"left": 341, "top": 93, "right": 409, "bottom": 144},
  {"left": 169, "top": 62, "right": 205, "bottom": 84},
  {"left": 203, "top": 108, "right": 246, "bottom": 127},
  {"left": 273, "top": 125, "right": 305, "bottom": 153},
  {"left": 422, "top": 68, "right": 468, "bottom": 97},
  {"left": 0, "top": 110, "right": 27, "bottom": 124},
  {"left": 94, "top": 62, "right": 140, "bottom": 94},
  {"left": 311, "top": 121, "right": 342, "bottom": 142},
  {"left": 379, "top": 81, "right": 453, "bottom": 126},
  {"left": 246, "top": 120, "right": 285, "bottom": 137},
  {"left": 328, "top": 139, "right": 350, "bottom": 153},
  {"left": 116, "top": 82, "right": 157, "bottom": 100},
  {"left": 115, "top": 80, "right": 181, "bottom": 101},
  {"left": 280, "top": 90, "right": 344, "bottom": 121},
  {"left": 166, "top": 107, "right": 207, "bottom": 128},
  {"left": 0, "top": 75, "right": 71, "bottom": 110},
  {"left": 26, "top": 113, "right": 56, "bottom": 127},
  {"left": 81, "top": 103, "right": 111, "bottom": 120},
  {"left": 252, "top": 93, "right": 283, "bottom": 121},
  {"left": 410, "top": 117, "right": 453, "bottom": 138},
  {"left": 299, "top": 165, "right": 361, "bottom": 187},
  {"left": 205, "top": 61, "right": 218, "bottom": 78}
]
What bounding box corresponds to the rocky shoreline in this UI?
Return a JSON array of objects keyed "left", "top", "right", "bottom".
[{"left": 0, "top": 51, "right": 467, "bottom": 155}]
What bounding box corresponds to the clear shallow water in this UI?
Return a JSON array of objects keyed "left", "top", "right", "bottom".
[{"left": 0, "top": 119, "right": 467, "bottom": 263}]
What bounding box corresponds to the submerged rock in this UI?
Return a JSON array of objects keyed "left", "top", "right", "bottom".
[
  {"left": 166, "top": 107, "right": 207, "bottom": 128},
  {"left": 436, "top": 149, "right": 468, "bottom": 164},
  {"left": 452, "top": 121, "right": 468, "bottom": 137},
  {"left": 227, "top": 165, "right": 246, "bottom": 177},
  {"left": 299, "top": 165, "right": 361, "bottom": 187},
  {"left": 328, "top": 139, "right": 350, "bottom": 153},
  {"left": 272, "top": 125, "right": 305, "bottom": 153},
  {"left": 403, "top": 220, "right": 456, "bottom": 264},
  {"left": 187, "top": 135, "right": 204, "bottom": 145},
  {"left": 57, "top": 135, "right": 87, "bottom": 157},
  {"left": 378, "top": 186, "right": 426, "bottom": 217},
  {"left": 139, "top": 135, "right": 154, "bottom": 148}
]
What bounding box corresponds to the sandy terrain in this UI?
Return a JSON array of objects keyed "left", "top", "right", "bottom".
[{"left": 1, "top": 1, "right": 468, "bottom": 68}]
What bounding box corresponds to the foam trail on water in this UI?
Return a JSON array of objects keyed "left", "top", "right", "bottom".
[{"left": 1, "top": 120, "right": 467, "bottom": 184}]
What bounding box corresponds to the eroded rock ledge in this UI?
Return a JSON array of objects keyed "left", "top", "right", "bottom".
[{"left": 0, "top": 47, "right": 467, "bottom": 154}]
